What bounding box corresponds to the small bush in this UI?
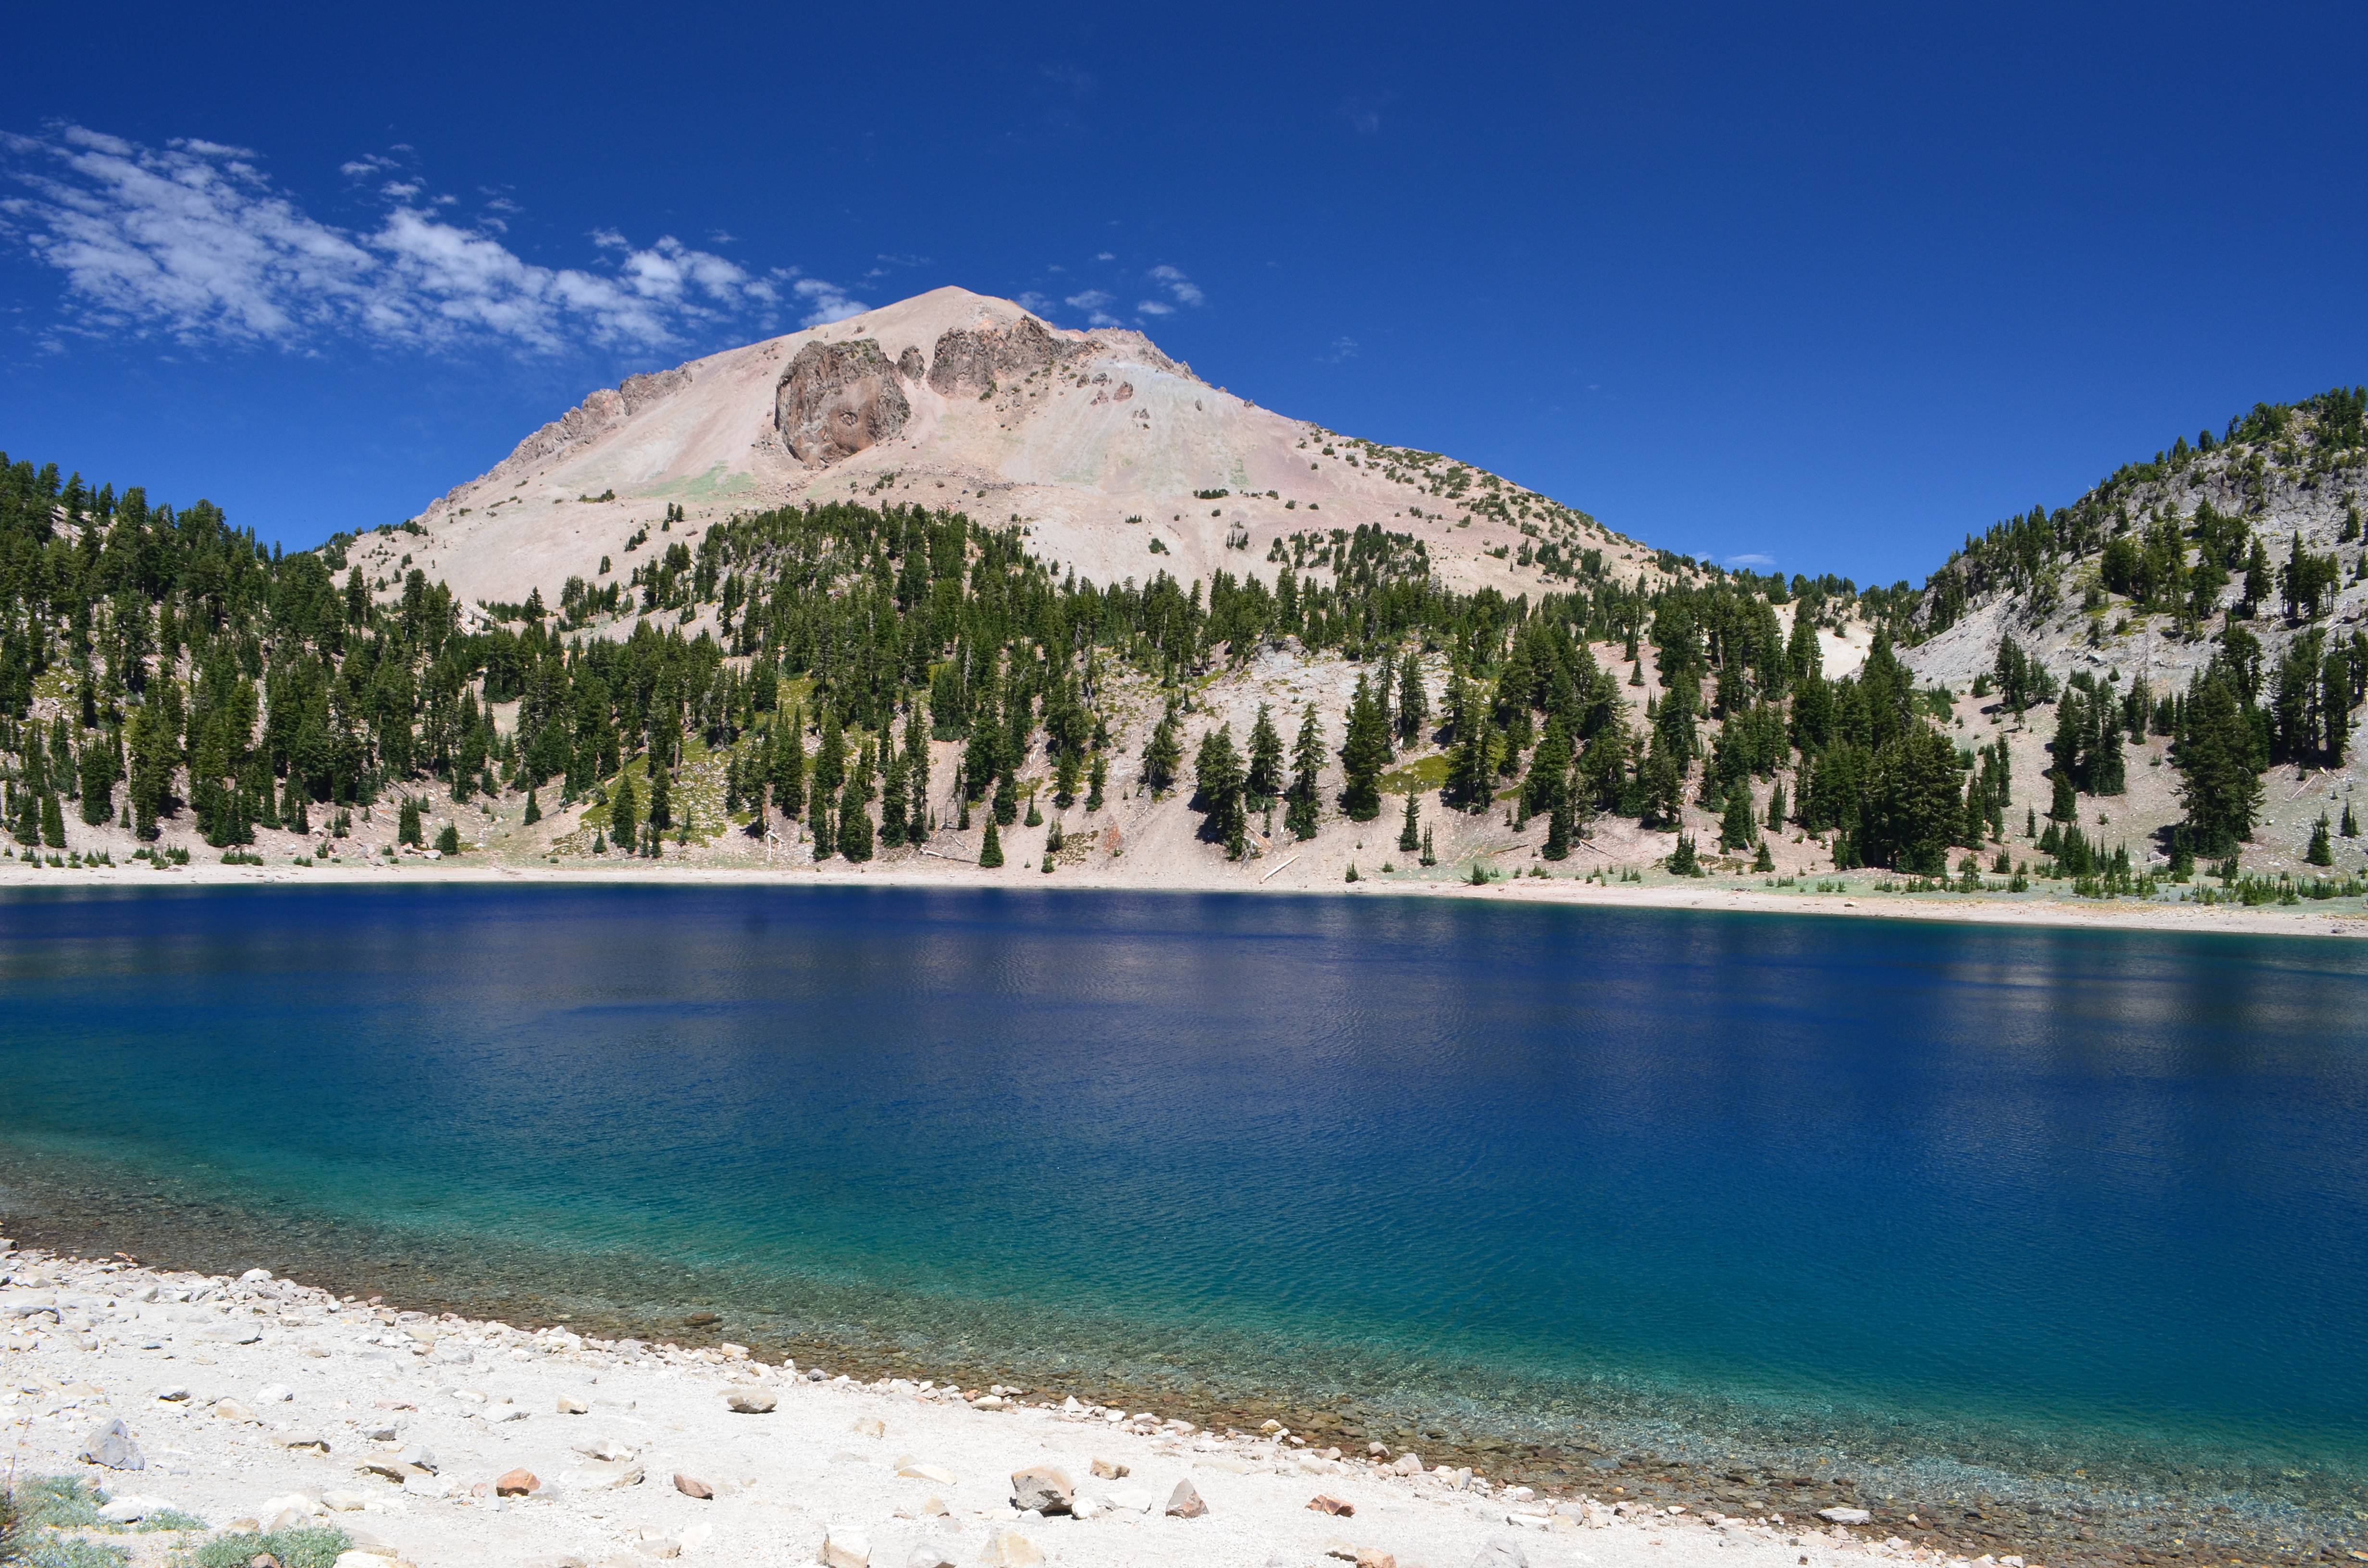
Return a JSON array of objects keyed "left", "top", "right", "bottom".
[
  {"left": 185, "top": 1524, "right": 351, "bottom": 1568},
  {"left": 15, "top": 1477, "right": 101, "bottom": 1529},
  {"left": 25, "top": 1537, "right": 130, "bottom": 1568}
]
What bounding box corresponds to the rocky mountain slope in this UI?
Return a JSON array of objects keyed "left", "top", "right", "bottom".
[
  {"left": 1893, "top": 390, "right": 2368, "bottom": 878},
  {"left": 351, "top": 288, "right": 1645, "bottom": 626}
]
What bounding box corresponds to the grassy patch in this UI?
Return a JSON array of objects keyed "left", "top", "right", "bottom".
[
  {"left": 1378, "top": 754, "right": 1448, "bottom": 795},
  {"left": 181, "top": 1524, "right": 351, "bottom": 1568}
]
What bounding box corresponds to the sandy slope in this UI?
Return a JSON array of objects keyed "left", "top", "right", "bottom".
[{"left": 0, "top": 1250, "right": 1993, "bottom": 1568}]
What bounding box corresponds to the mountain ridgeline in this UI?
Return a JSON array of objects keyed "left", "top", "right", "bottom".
[{"left": 0, "top": 383, "right": 2361, "bottom": 882}]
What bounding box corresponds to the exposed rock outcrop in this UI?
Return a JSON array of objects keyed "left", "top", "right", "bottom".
[
  {"left": 620, "top": 367, "right": 694, "bottom": 414},
  {"left": 502, "top": 365, "right": 694, "bottom": 470},
  {"left": 897, "top": 346, "right": 926, "bottom": 382},
  {"left": 775, "top": 339, "right": 911, "bottom": 465},
  {"left": 927, "top": 316, "right": 1075, "bottom": 395}
]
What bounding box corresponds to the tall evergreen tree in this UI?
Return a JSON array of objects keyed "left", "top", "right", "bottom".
[
  {"left": 903, "top": 705, "right": 931, "bottom": 845},
  {"left": 1340, "top": 676, "right": 1390, "bottom": 821},
  {"left": 1287, "top": 703, "right": 1323, "bottom": 840},
  {"left": 977, "top": 816, "right": 1004, "bottom": 868},
  {"left": 78, "top": 735, "right": 117, "bottom": 827},
  {"left": 1395, "top": 649, "right": 1430, "bottom": 745},
  {"left": 769, "top": 707, "right": 807, "bottom": 821},
  {"left": 839, "top": 744, "right": 875, "bottom": 862},
  {"left": 1141, "top": 702, "right": 1182, "bottom": 793},
  {"left": 1720, "top": 785, "right": 1757, "bottom": 852},
  {"left": 610, "top": 771, "right": 638, "bottom": 852},
  {"left": 646, "top": 762, "right": 672, "bottom": 832},
  {"left": 1399, "top": 789, "right": 1421, "bottom": 853},
  {"left": 814, "top": 710, "right": 846, "bottom": 809},
  {"left": 2178, "top": 674, "right": 2264, "bottom": 856},
  {"left": 1246, "top": 703, "right": 1284, "bottom": 800},
  {"left": 1193, "top": 724, "right": 1248, "bottom": 856}
]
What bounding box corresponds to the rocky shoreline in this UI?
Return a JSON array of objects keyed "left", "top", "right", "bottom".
[{"left": 2, "top": 1243, "right": 2353, "bottom": 1568}]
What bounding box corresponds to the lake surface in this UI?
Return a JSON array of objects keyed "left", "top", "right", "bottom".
[{"left": 3, "top": 884, "right": 2366, "bottom": 1521}]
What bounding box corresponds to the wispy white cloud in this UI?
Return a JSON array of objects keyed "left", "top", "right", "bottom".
[
  {"left": 1725, "top": 552, "right": 1777, "bottom": 569},
  {"left": 1135, "top": 300, "right": 1174, "bottom": 316},
  {"left": 2, "top": 126, "right": 784, "bottom": 353},
  {"left": 1320, "top": 336, "right": 1357, "bottom": 363},
  {"left": 791, "top": 276, "right": 866, "bottom": 325},
  {"left": 1147, "top": 263, "right": 1203, "bottom": 307},
  {"left": 1062, "top": 288, "right": 1120, "bottom": 328}
]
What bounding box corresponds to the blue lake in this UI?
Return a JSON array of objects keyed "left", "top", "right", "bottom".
[{"left": 2, "top": 884, "right": 2365, "bottom": 1515}]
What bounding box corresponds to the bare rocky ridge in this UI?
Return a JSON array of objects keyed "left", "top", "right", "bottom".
[{"left": 357, "top": 287, "right": 1639, "bottom": 627}]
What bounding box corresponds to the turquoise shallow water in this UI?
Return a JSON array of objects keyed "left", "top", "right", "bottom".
[{"left": 2, "top": 885, "right": 2366, "bottom": 1522}]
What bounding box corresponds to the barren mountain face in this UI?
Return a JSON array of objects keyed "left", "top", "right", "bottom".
[{"left": 362, "top": 287, "right": 1637, "bottom": 625}]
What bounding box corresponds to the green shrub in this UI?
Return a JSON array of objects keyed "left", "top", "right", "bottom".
[
  {"left": 184, "top": 1524, "right": 351, "bottom": 1568},
  {"left": 25, "top": 1537, "right": 130, "bottom": 1568},
  {"left": 14, "top": 1477, "right": 101, "bottom": 1529}
]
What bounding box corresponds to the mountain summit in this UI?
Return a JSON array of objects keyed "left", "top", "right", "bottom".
[{"left": 369, "top": 288, "right": 1635, "bottom": 620}]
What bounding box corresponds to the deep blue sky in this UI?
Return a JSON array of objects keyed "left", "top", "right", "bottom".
[{"left": 3, "top": 1, "right": 2363, "bottom": 586}]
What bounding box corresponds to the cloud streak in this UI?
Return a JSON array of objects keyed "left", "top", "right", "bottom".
[{"left": 2, "top": 126, "right": 784, "bottom": 352}]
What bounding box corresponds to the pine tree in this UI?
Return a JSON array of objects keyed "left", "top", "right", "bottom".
[
  {"left": 398, "top": 796, "right": 423, "bottom": 847},
  {"left": 126, "top": 692, "right": 174, "bottom": 840},
  {"left": 1086, "top": 754, "right": 1107, "bottom": 812},
  {"left": 610, "top": 772, "right": 639, "bottom": 852},
  {"left": 992, "top": 769, "right": 1018, "bottom": 826},
  {"left": 1544, "top": 790, "right": 1572, "bottom": 861},
  {"left": 1395, "top": 648, "right": 1429, "bottom": 745},
  {"left": 1449, "top": 708, "right": 1493, "bottom": 811},
  {"left": 2307, "top": 813, "right": 2334, "bottom": 866},
  {"left": 1287, "top": 704, "right": 1323, "bottom": 840},
  {"left": 881, "top": 745, "right": 909, "bottom": 846},
  {"left": 1667, "top": 832, "right": 1702, "bottom": 876},
  {"left": 647, "top": 763, "right": 672, "bottom": 831},
  {"left": 2178, "top": 675, "right": 2265, "bottom": 856},
  {"left": 839, "top": 772, "right": 875, "bottom": 862},
  {"left": 78, "top": 735, "right": 117, "bottom": 827},
  {"left": 523, "top": 788, "right": 542, "bottom": 825},
  {"left": 770, "top": 708, "right": 807, "bottom": 821},
  {"left": 814, "top": 710, "right": 846, "bottom": 810},
  {"left": 2343, "top": 800, "right": 2359, "bottom": 837},
  {"left": 1141, "top": 703, "right": 1182, "bottom": 793},
  {"left": 1340, "top": 676, "right": 1391, "bottom": 821},
  {"left": 1246, "top": 703, "right": 1284, "bottom": 799},
  {"left": 978, "top": 817, "right": 1004, "bottom": 868},
  {"left": 901, "top": 707, "right": 930, "bottom": 845},
  {"left": 1752, "top": 840, "right": 1774, "bottom": 872},
  {"left": 1399, "top": 789, "right": 1421, "bottom": 853},
  {"left": 1420, "top": 823, "right": 1436, "bottom": 866},
  {"left": 435, "top": 821, "right": 460, "bottom": 855},
  {"left": 40, "top": 792, "right": 66, "bottom": 850},
  {"left": 1193, "top": 724, "right": 1247, "bottom": 856},
  {"left": 1766, "top": 778, "right": 1788, "bottom": 831},
  {"left": 1720, "top": 786, "right": 1757, "bottom": 852}
]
